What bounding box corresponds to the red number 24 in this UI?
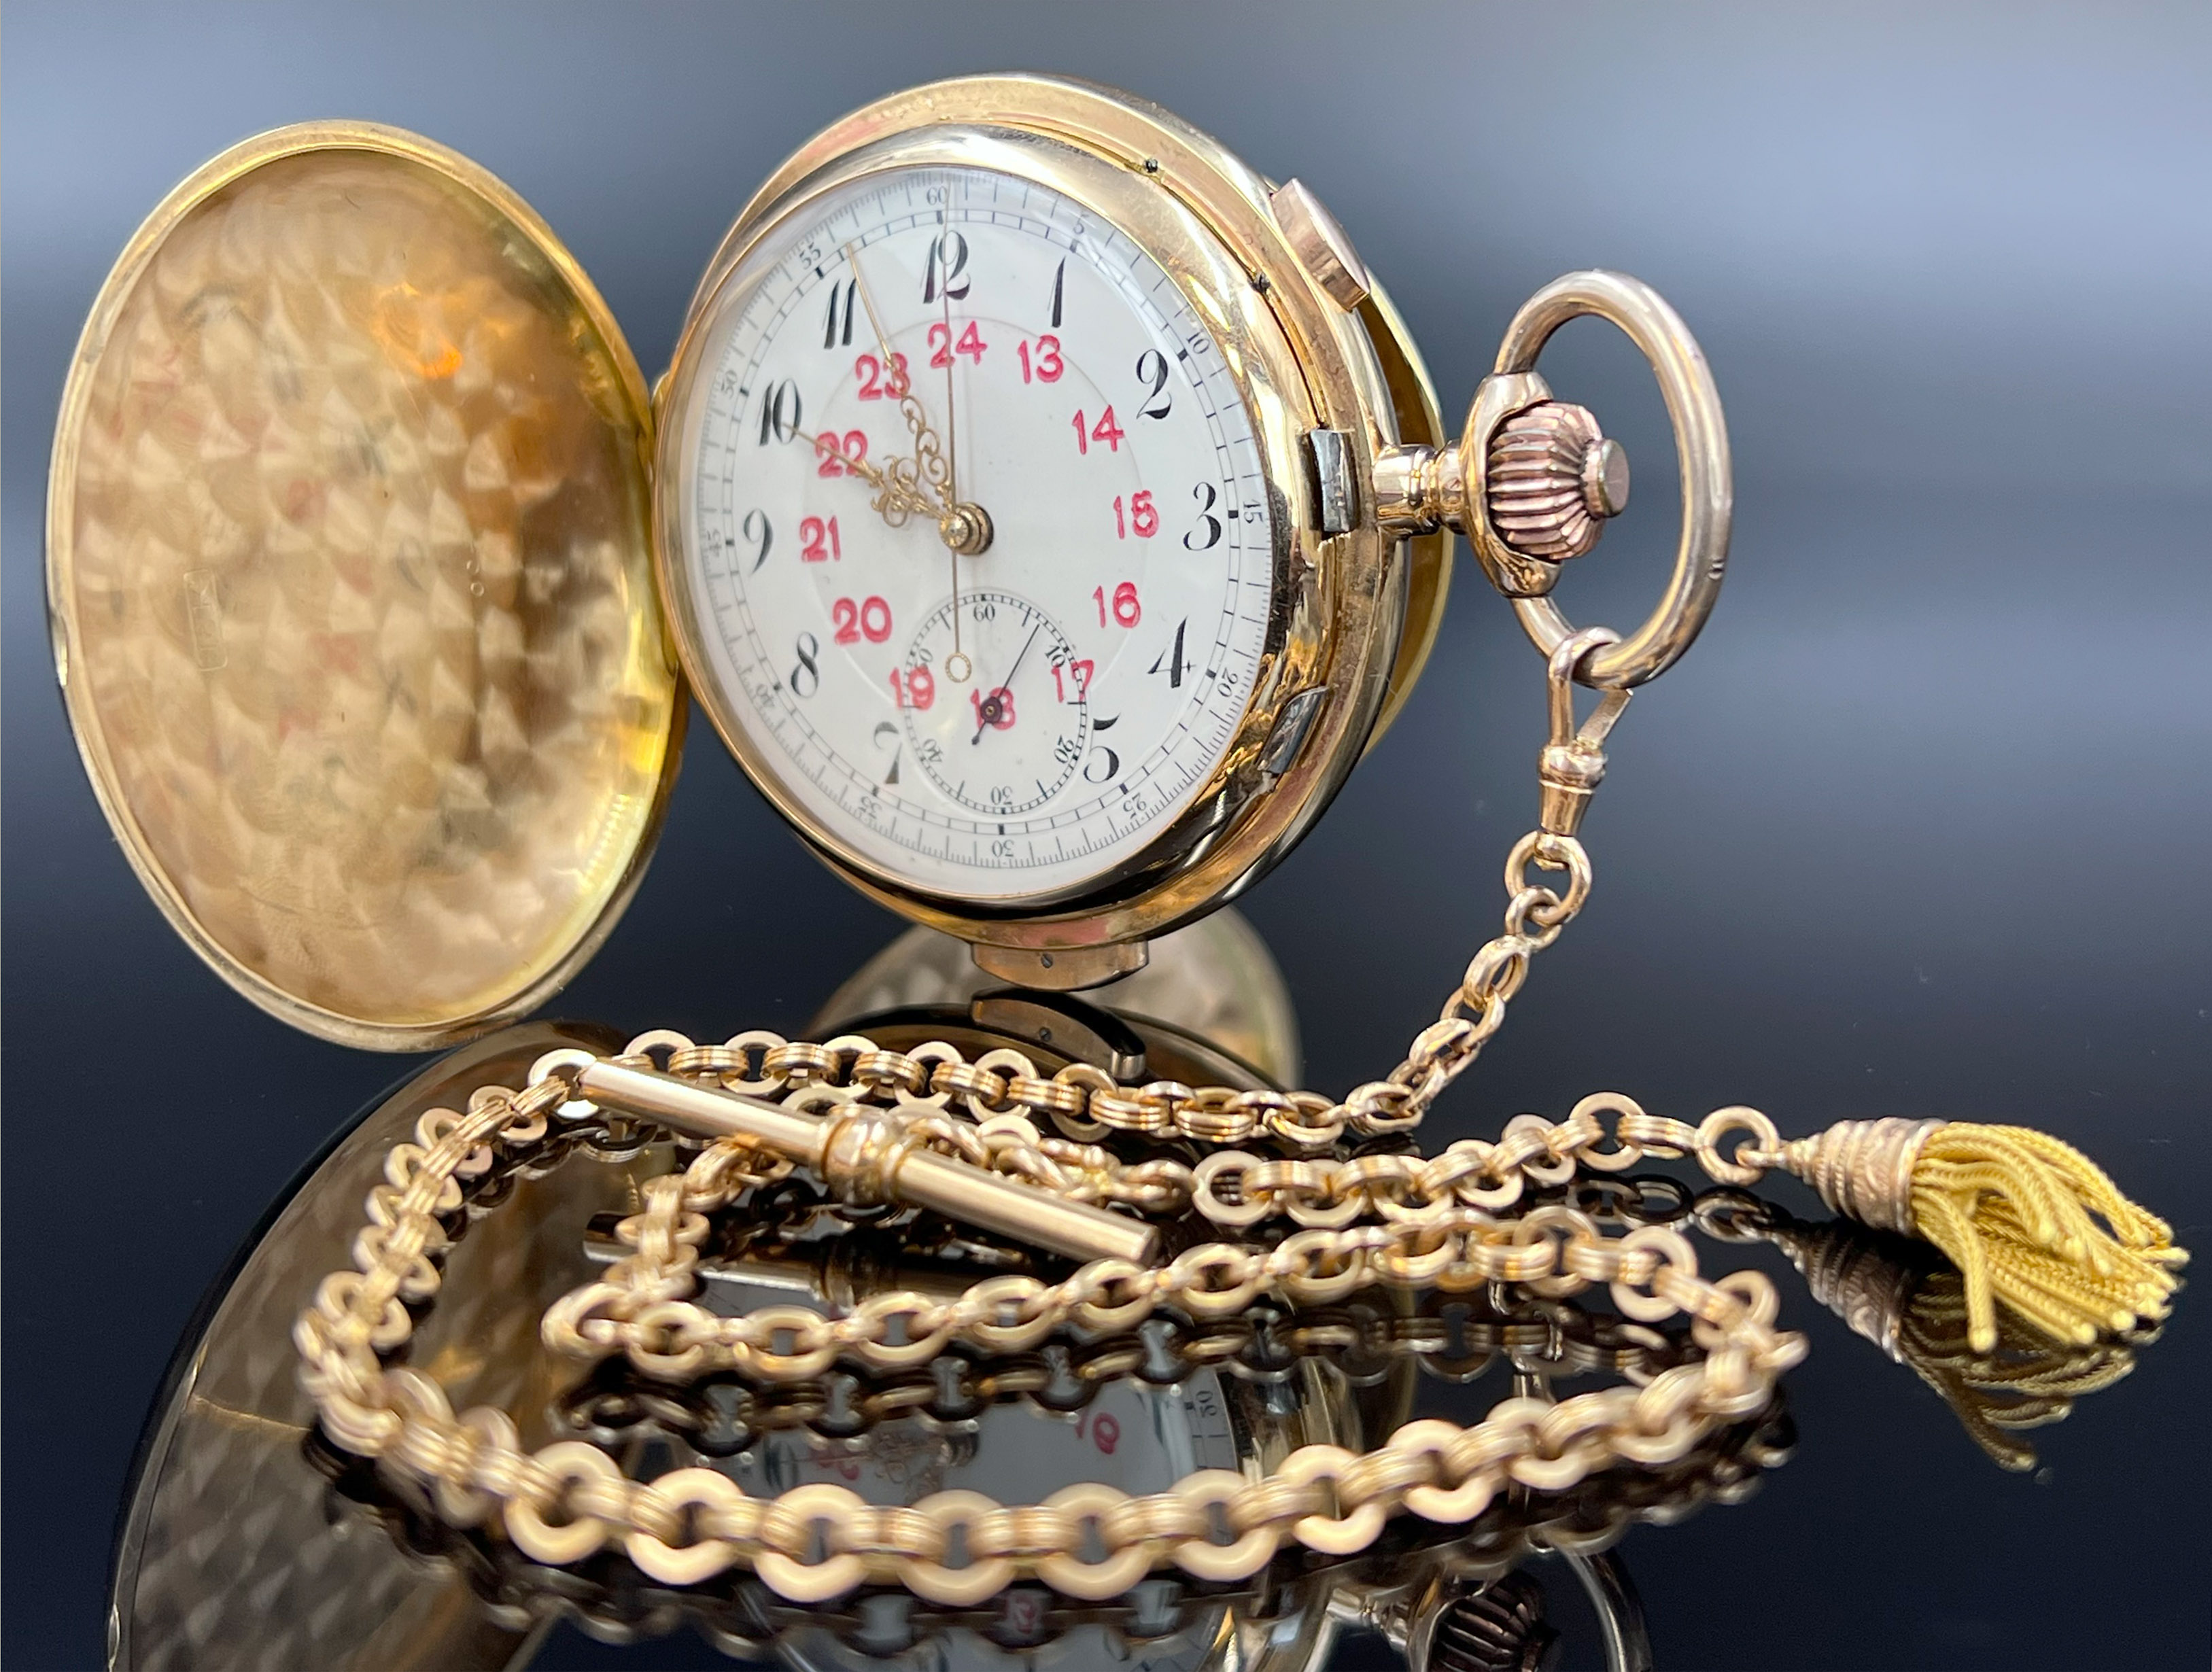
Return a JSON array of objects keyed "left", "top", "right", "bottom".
[{"left": 928, "top": 320, "right": 987, "bottom": 368}]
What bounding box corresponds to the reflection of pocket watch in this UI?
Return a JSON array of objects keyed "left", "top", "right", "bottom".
[{"left": 48, "top": 73, "right": 1725, "bottom": 1044}]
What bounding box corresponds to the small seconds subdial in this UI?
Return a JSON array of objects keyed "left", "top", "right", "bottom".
[{"left": 901, "top": 591, "right": 1088, "bottom": 816}]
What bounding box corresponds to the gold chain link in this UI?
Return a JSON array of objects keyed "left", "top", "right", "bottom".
[{"left": 294, "top": 1049, "right": 1805, "bottom": 1601}]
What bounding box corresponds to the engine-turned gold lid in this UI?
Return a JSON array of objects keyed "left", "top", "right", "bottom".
[{"left": 46, "top": 123, "right": 682, "bottom": 1049}]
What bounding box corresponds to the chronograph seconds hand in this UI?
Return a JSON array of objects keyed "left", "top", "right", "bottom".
[{"left": 935, "top": 228, "right": 973, "bottom": 683}]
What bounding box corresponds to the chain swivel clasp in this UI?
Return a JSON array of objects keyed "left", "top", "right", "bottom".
[{"left": 1538, "top": 628, "right": 1632, "bottom": 838}]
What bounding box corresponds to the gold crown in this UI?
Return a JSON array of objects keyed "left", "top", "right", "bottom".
[{"left": 1485, "top": 400, "right": 1629, "bottom": 561}]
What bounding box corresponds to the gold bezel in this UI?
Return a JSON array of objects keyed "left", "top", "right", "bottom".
[
  {"left": 46, "top": 122, "right": 682, "bottom": 1050},
  {"left": 657, "top": 75, "right": 1441, "bottom": 964}
]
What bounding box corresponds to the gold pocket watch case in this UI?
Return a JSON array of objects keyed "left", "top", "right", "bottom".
[
  {"left": 49, "top": 74, "right": 1714, "bottom": 1045},
  {"left": 46, "top": 124, "right": 680, "bottom": 1050}
]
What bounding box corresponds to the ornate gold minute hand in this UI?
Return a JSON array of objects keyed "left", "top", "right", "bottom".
[{"left": 844, "top": 243, "right": 952, "bottom": 511}]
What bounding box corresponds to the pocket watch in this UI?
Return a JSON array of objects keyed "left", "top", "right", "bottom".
[{"left": 47, "top": 73, "right": 1729, "bottom": 1046}]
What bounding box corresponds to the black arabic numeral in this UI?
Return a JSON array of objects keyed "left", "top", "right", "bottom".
[
  {"left": 871, "top": 719, "right": 901, "bottom": 786},
  {"left": 823, "top": 277, "right": 857, "bottom": 349},
  {"left": 1149, "top": 620, "right": 1190, "bottom": 689},
  {"left": 757, "top": 379, "right": 802, "bottom": 446},
  {"left": 1135, "top": 349, "right": 1171, "bottom": 419},
  {"left": 1183, "top": 483, "right": 1222, "bottom": 550},
  {"left": 790, "top": 631, "right": 820, "bottom": 698},
  {"left": 1048, "top": 256, "right": 1065, "bottom": 328},
  {"left": 1083, "top": 716, "right": 1120, "bottom": 784},
  {"left": 742, "top": 508, "right": 773, "bottom": 572},
  {"left": 922, "top": 232, "right": 969, "bottom": 303}
]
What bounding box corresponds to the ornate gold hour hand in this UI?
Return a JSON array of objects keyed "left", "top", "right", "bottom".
[
  {"left": 799, "top": 430, "right": 938, "bottom": 527},
  {"left": 845, "top": 243, "right": 991, "bottom": 561}
]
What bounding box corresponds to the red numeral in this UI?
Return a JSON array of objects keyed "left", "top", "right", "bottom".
[
  {"left": 927, "top": 319, "right": 988, "bottom": 369},
  {"left": 1073, "top": 406, "right": 1124, "bottom": 456},
  {"left": 832, "top": 595, "right": 893, "bottom": 644},
  {"left": 1018, "top": 335, "right": 1063, "bottom": 383},
  {"left": 1093, "top": 582, "right": 1141, "bottom": 629},
  {"left": 854, "top": 352, "right": 910, "bottom": 400},
  {"left": 970, "top": 685, "right": 1016, "bottom": 729},
  {"left": 1051, "top": 659, "right": 1094, "bottom": 702},
  {"left": 799, "top": 516, "right": 841, "bottom": 563},
  {"left": 1111, "top": 490, "right": 1157, "bottom": 540},
  {"left": 889, "top": 665, "right": 935, "bottom": 709},
  {"left": 814, "top": 430, "right": 867, "bottom": 477}
]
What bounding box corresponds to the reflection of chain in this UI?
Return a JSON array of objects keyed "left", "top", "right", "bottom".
[
  {"left": 296, "top": 1048, "right": 1805, "bottom": 1602},
  {"left": 557, "top": 1287, "right": 1706, "bottom": 1457},
  {"left": 314, "top": 1396, "right": 1791, "bottom": 1656}
]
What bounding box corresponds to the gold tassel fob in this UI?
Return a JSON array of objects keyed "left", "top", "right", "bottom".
[{"left": 1775, "top": 1118, "right": 2186, "bottom": 1353}]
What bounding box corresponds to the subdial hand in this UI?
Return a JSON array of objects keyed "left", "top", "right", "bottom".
[{"left": 971, "top": 622, "right": 1042, "bottom": 745}]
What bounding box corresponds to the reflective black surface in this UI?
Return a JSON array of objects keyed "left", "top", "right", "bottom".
[
  {"left": 5, "top": 4, "right": 2209, "bottom": 1668},
  {"left": 105, "top": 1022, "right": 1799, "bottom": 1672}
]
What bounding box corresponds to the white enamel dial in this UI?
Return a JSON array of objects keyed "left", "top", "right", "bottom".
[{"left": 677, "top": 164, "right": 1274, "bottom": 903}]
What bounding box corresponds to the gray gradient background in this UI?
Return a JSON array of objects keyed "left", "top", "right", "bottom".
[{"left": 4, "top": 3, "right": 2208, "bottom": 1667}]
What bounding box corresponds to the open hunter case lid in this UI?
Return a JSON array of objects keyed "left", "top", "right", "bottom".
[{"left": 46, "top": 122, "right": 682, "bottom": 1050}]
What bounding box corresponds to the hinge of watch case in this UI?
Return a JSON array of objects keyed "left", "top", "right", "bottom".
[
  {"left": 968, "top": 990, "right": 1149, "bottom": 1081},
  {"left": 969, "top": 939, "right": 1149, "bottom": 993}
]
